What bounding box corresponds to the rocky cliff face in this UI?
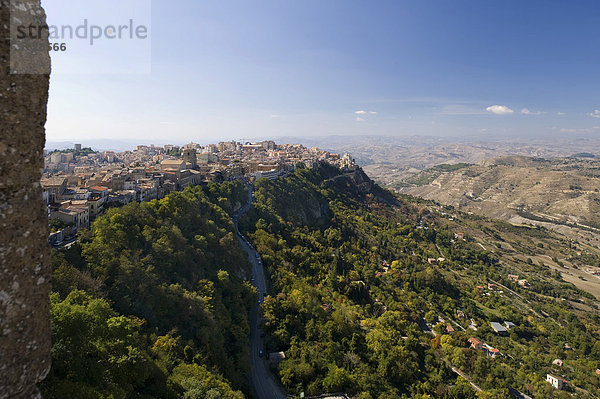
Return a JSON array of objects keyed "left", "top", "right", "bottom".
[
  {"left": 0, "top": 1, "right": 51, "bottom": 397},
  {"left": 288, "top": 167, "right": 397, "bottom": 227},
  {"left": 327, "top": 168, "right": 399, "bottom": 205}
]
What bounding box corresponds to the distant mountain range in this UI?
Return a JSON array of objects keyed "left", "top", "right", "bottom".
[{"left": 47, "top": 134, "right": 600, "bottom": 158}]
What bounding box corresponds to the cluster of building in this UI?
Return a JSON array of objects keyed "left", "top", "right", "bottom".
[
  {"left": 466, "top": 320, "right": 518, "bottom": 358},
  {"left": 468, "top": 337, "right": 501, "bottom": 358},
  {"left": 42, "top": 140, "right": 356, "bottom": 245},
  {"left": 545, "top": 355, "right": 600, "bottom": 390},
  {"left": 508, "top": 274, "right": 530, "bottom": 288}
]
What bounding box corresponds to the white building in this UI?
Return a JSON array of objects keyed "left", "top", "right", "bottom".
[
  {"left": 254, "top": 169, "right": 279, "bottom": 181},
  {"left": 546, "top": 374, "right": 564, "bottom": 390}
]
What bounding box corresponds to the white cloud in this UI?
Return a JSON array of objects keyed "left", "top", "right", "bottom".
[
  {"left": 355, "top": 110, "right": 377, "bottom": 115},
  {"left": 355, "top": 117, "right": 365, "bottom": 122},
  {"left": 270, "top": 114, "right": 281, "bottom": 118},
  {"left": 521, "top": 108, "right": 546, "bottom": 115},
  {"left": 486, "top": 105, "right": 514, "bottom": 115},
  {"left": 557, "top": 112, "right": 566, "bottom": 116},
  {"left": 588, "top": 109, "right": 600, "bottom": 118}
]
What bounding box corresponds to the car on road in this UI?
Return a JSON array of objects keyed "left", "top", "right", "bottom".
[{"left": 258, "top": 350, "right": 263, "bottom": 358}]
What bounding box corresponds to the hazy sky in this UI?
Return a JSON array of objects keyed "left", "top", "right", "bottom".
[{"left": 45, "top": 0, "right": 600, "bottom": 144}]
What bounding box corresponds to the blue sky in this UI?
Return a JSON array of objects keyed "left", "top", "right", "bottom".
[{"left": 45, "top": 0, "right": 600, "bottom": 143}]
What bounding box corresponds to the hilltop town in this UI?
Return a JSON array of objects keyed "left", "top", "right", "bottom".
[{"left": 41, "top": 140, "right": 355, "bottom": 245}]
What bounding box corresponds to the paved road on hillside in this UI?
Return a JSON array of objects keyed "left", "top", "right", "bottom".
[
  {"left": 233, "top": 186, "right": 287, "bottom": 399},
  {"left": 451, "top": 367, "right": 482, "bottom": 392}
]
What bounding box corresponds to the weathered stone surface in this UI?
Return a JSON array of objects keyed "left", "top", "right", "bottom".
[{"left": 0, "top": 0, "right": 51, "bottom": 398}]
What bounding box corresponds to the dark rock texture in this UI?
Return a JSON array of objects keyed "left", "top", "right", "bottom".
[
  {"left": 326, "top": 168, "right": 400, "bottom": 205},
  {"left": 0, "top": 0, "right": 51, "bottom": 397}
]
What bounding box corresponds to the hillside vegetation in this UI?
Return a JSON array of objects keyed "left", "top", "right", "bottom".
[
  {"left": 42, "top": 182, "right": 253, "bottom": 398},
  {"left": 241, "top": 164, "right": 600, "bottom": 398},
  {"left": 42, "top": 164, "right": 600, "bottom": 398}
]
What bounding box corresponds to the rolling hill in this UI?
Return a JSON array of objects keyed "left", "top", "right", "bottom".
[{"left": 402, "top": 156, "right": 600, "bottom": 230}]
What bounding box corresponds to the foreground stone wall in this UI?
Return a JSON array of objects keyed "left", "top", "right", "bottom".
[{"left": 0, "top": 0, "right": 51, "bottom": 397}]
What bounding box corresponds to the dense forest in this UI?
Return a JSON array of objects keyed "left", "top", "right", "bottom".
[
  {"left": 43, "top": 181, "right": 253, "bottom": 398},
  {"left": 240, "top": 164, "right": 600, "bottom": 398}
]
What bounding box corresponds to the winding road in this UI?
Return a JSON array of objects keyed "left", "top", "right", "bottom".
[{"left": 233, "top": 185, "right": 288, "bottom": 399}]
